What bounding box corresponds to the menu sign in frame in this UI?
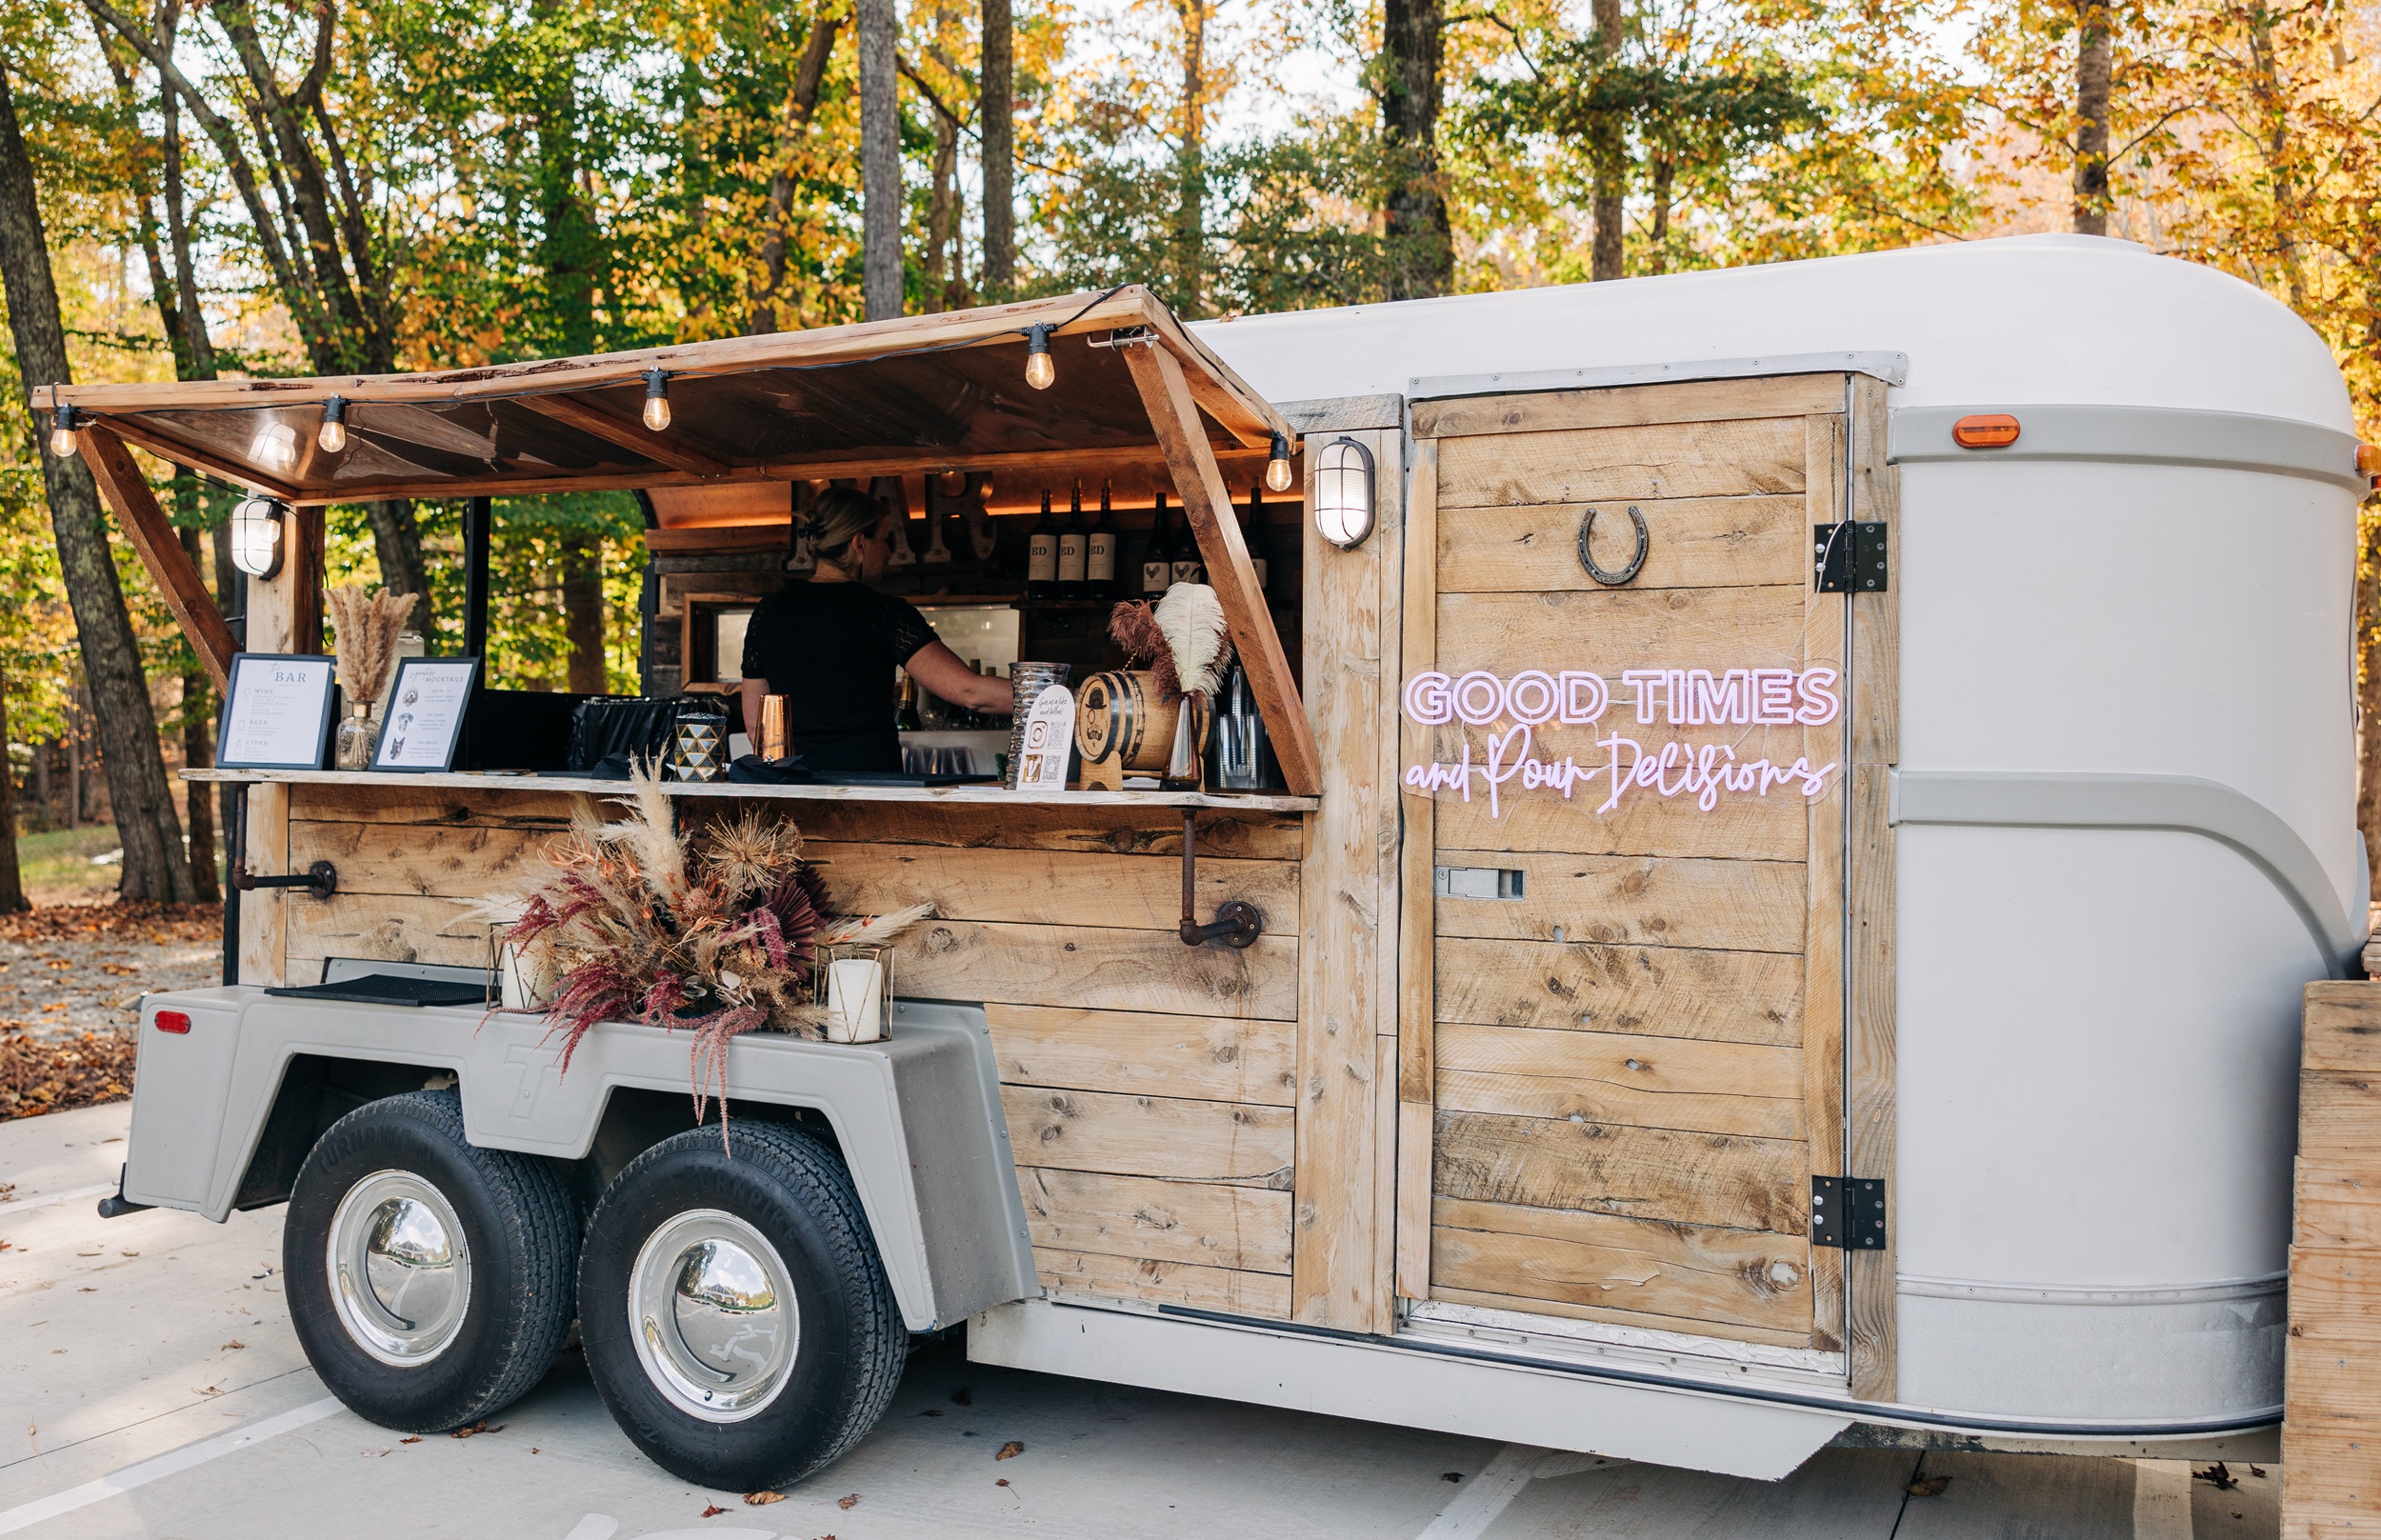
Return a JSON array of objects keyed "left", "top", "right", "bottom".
[
  {"left": 370, "top": 657, "right": 482, "bottom": 773},
  {"left": 215, "top": 652, "right": 337, "bottom": 770}
]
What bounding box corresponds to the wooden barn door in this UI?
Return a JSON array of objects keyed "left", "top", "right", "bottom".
[{"left": 1393, "top": 372, "right": 1897, "bottom": 1390}]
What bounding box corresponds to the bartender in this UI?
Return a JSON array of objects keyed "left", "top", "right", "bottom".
[{"left": 738, "top": 486, "right": 1011, "bottom": 772}]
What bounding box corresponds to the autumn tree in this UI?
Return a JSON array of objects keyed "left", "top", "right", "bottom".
[{"left": 0, "top": 59, "right": 193, "bottom": 902}]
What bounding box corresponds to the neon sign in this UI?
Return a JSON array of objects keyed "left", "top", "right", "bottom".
[{"left": 1402, "top": 667, "right": 1841, "bottom": 820}]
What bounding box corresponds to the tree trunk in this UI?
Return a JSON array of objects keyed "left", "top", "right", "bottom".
[
  {"left": 750, "top": 11, "right": 844, "bottom": 333},
  {"left": 2072, "top": 0, "right": 2111, "bottom": 235},
  {"left": 561, "top": 534, "right": 605, "bottom": 692},
  {"left": 178, "top": 524, "right": 220, "bottom": 902},
  {"left": 1173, "top": 0, "right": 1209, "bottom": 315},
  {"left": 1649, "top": 153, "right": 1673, "bottom": 273},
  {"left": 0, "top": 660, "right": 26, "bottom": 912},
  {"left": 858, "top": 0, "right": 902, "bottom": 320},
  {"left": 927, "top": 110, "right": 957, "bottom": 313},
  {"left": 1380, "top": 0, "right": 1452, "bottom": 299},
  {"left": 1590, "top": 0, "right": 1626, "bottom": 281},
  {"left": 2360, "top": 518, "right": 2381, "bottom": 907},
  {"left": 0, "top": 65, "right": 192, "bottom": 901},
  {"left": 366, "top": 498, "right": 430, "bottom": 628},
  {"left": 981, "top": 0, "right": 1015, "bottom": 300}
]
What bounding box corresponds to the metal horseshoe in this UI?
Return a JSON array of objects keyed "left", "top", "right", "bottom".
[{"left": 1578, "top": 505, "right": 1649, "bottom": 586}]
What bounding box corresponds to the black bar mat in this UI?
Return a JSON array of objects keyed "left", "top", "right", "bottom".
[{"left": 263, "top": 974, "right": 489, "bottom": 1009}]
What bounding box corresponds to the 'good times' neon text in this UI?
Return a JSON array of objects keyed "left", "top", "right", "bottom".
[{"left": 1400, "top": 667, "right": 1840, "bottom": 820}]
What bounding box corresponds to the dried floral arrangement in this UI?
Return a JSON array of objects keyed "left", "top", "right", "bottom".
[
  {"left": 490, "top": 762, "right": 932, "bottom": 1126},
  {"left": 1109, "top": 583, "right": 1231, "bottom": 699},
  {"left": 322, "top": 585, "right": 417, "bottom": 704}
]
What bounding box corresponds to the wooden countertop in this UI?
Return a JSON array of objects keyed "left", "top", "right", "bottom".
[{"left": 183, "top": 766, "right": 1319, "bottom": 814}]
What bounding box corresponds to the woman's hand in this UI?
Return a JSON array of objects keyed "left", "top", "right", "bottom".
[{"left": 905, "top": 641, "right": 1012, "bottom": 712}]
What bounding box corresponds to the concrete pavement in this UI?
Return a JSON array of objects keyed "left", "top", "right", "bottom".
[{"left": 0, "top": 1104, "right": 2285, "bottom": 1538}]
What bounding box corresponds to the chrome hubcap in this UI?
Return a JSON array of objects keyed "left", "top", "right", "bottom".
[
  {"left": 629, "top": 1210, "right": 799, "bottom": 1423},
  {"left": 327, "top": 1170, "right": 471, "bottom": 1367}
]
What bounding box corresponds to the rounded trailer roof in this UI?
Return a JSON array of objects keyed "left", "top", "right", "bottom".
[{"left": 1194, "top": 234, "right": 2353, "bottom": 431}]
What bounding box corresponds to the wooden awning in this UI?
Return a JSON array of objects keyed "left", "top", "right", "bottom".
[{"left": 42, "top": 286, "right": 1319, "bottom": 793}]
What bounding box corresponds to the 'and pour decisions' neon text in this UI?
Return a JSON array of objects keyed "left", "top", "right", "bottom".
[{"left": 1401, "top": 667, "right": 1841, "bottom": 820}]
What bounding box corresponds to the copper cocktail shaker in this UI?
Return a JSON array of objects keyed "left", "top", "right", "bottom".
[{"left": 759, "top": 694, "right": 791, "bottom": 762}]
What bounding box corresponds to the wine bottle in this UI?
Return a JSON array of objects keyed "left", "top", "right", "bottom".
[
  {"left": 1027, "top": 490, "right": 1058, "bottom": 599},
  {"left": 1089, "top": 480, "right": 1120, "bottom": 601},
  {"left": 1058, "top": 480, "right": 1089, "bottom": 599},
  {"left": 1169, "top": 496, "right": 1204, "bottom": 588},
  {"left": 1141, "top": 491, "right": 1173, "bottom": 597},
  {"left": 1243, "top": 480, "right": 1270, "bottom": 597}
]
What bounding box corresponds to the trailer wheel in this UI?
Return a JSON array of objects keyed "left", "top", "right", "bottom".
[
  {"left": 576, "top": 1122, "right": 904, "bottom": 1490},
  {"left": 284, "top": 1090, "right": 577, "bottom": 1432}
]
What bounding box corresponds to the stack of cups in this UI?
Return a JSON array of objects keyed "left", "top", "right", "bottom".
[{"left": 1005, "top": 662, "right": 1071, "bottom": 789}]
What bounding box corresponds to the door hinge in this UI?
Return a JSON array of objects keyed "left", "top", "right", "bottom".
[
  {"left": 1811, "top": 1175, "right": 1887, "bottom": 1250},
  {"left": 1812, "top": 522, "right": 1888, "bottom": 593}
]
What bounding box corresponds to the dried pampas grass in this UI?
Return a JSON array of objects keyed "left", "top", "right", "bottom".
[
  {"left": 323, "top": 586, "right": 418, "bottom": 703},
  {"left": 1153, "top": 582, "right": 1231, "bottom": 698}
]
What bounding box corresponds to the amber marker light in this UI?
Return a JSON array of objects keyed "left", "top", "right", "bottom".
[{"left": 1951, "top": 413, "right": 2021, "bottom": 449}]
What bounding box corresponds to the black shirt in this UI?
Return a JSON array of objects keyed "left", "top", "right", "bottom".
[{"left": 741, "top": 582, "right": 937, "bottom": 771}]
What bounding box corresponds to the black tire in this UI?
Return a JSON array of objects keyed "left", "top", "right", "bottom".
[
  {"left": 284, "top": 1090, "right": 577, "bottom": 1432},
  {"left": 577, "top": 1121, "right": 905, "bottom": 1490}
]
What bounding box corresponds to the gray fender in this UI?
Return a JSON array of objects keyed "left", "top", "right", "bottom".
[{"left": 124, "top": 990, "right": 1037, "bottom": 1331}]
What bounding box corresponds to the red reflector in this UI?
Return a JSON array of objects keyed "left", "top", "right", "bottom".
[
  {"left": 154, "top": 1010, "right": 191, "bottom": 1034},
  {"left": 1952, "top": 413, "right": 2021, "bottom": 449}
]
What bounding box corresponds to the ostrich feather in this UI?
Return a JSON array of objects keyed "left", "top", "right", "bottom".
[
  {"left": 1153, "top": 582, "right": 1231, "bottom": 698},
  {"left": 1107, "top": 600, "right": 1180, "bottom": 697}
]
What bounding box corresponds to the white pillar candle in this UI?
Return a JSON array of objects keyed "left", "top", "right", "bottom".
[{"left": 826, "top": 957, "right": 886, "bottom": 1043}]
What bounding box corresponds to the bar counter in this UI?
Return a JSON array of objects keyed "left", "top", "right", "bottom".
[{"left": 185, "top": 766, "right": 1319, "bottom": 814}]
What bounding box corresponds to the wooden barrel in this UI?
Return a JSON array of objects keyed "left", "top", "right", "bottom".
[{"left": 1076, "top": 670, "right": 1206, "bottom": 777}]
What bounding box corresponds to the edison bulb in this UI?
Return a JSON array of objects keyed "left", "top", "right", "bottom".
[
  {"left": 48, "top": 422, "right": 78, "bottom": 458},
  {"left": 1025, "top": 350, "right": 1055, "bottom": 390},
  {"left": 1266, "top": 455, "right": 1294, "bottom": 492},
  {"left": 643, "top": 392, "right": 671, "bottom": 431},
  {"left": 317, "top": 417, "right": 347, "bottom": 453}
]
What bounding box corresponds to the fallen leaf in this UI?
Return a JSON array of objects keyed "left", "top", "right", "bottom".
[
  {"left": 222, "top": 1341, "right": 245, "bottom": 1350},
  {"left": 2196, "top": 1463, "right": 2239, "bottom": 1491},
  {"left": 2250, "top": 1465, "right": 2269, "bottom": 1479},
  {"left": 995, "top": 1441, "right": 1024, "bottom": 1461},
  {"left": 399, "top": 1436, "right": 421, "bottom": 1444},
  {"left": 1907, "top": 1475, "right": 1952, "bottom": 1497},
  {"left": 837, "top": 1493, "right": 859, "bottom": 1509},
  {"left": 744, "top": 1491, "right": 786, "bottom": 1506},
  {"left": 77, "top": 1287, "right": 95, "bottom": 1292},
  {"left": 449, "top": 1421, "right": 503, "bottom": 1438},
  {"left": 919, "top": 1409, "right": 943, "bottom": 1417},
  {"left": 1441, "top": 1472, "right": 1463, "bottom": 1484},
  {"left": 118, "top": 1250, "right": 136, "bottom": 1257},
  {"left": 995, "top": 1478, "right": 1010, "bottom": 1488},
  {"left": 530, "top": 1448, "right": 540, "bottom": 1454},
  {"left": 361, "top": 1447, "right": 390, "bottom": 1459},
  {"left": 76, "top": 1250, "right": 99, "bottom": 1257},
  {"left": 951, "top": 1387, "right": 972, "bottom": 1406},
  {"left": 700, "top": 1505, "right": 727, "bottom": 1518},
  {"left": 192, "top": 1386, "right": 221, "bottom": 1396}
]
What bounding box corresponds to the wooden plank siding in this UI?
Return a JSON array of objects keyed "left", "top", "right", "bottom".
[
  {"left": 1404, "top": 372, "right": 1864, "bottom": 1360},
  {"left": 274, "top": 784, "right": 1309, "bottom": 1320},
  {"left": 2285, "top": 982, "right": 2381, "bottom": 1537}
]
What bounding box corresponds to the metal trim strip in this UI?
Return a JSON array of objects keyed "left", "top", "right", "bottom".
[
  {"left": 1407, "top": 350, "right": 1910, "bottom": 403},
  {"left": 1890, "top": 403, "right": 2365, "bottom": 491},
  {"left": 1147, "top": 1303, "right": 2282, "bottom": 1439},
  {"left": 1897, "top": 1270, "right": 2286, "bottom": 1307}
]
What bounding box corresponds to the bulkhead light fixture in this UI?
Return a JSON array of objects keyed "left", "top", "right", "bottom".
[
  {"left": 46, "top": 400, "right": 81, "bottom": 459},
  {"left": 1312, "top": 435, "right": 1375, "bottom": 550},
  {"left": 230, "top": 495, "right": 288, "bottom": 579},
  {"left": 1265, "top": 431, "right": 1295, "bottom": 493},
  {"left": 1024, "top": 325, "right": 1056, "bottom": 390},
  {"left": 642, "top": 369, "right": 672, "bottom": 431},
  {"left": 317, "top": 395, "right": 349, "bottom": 454}
]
